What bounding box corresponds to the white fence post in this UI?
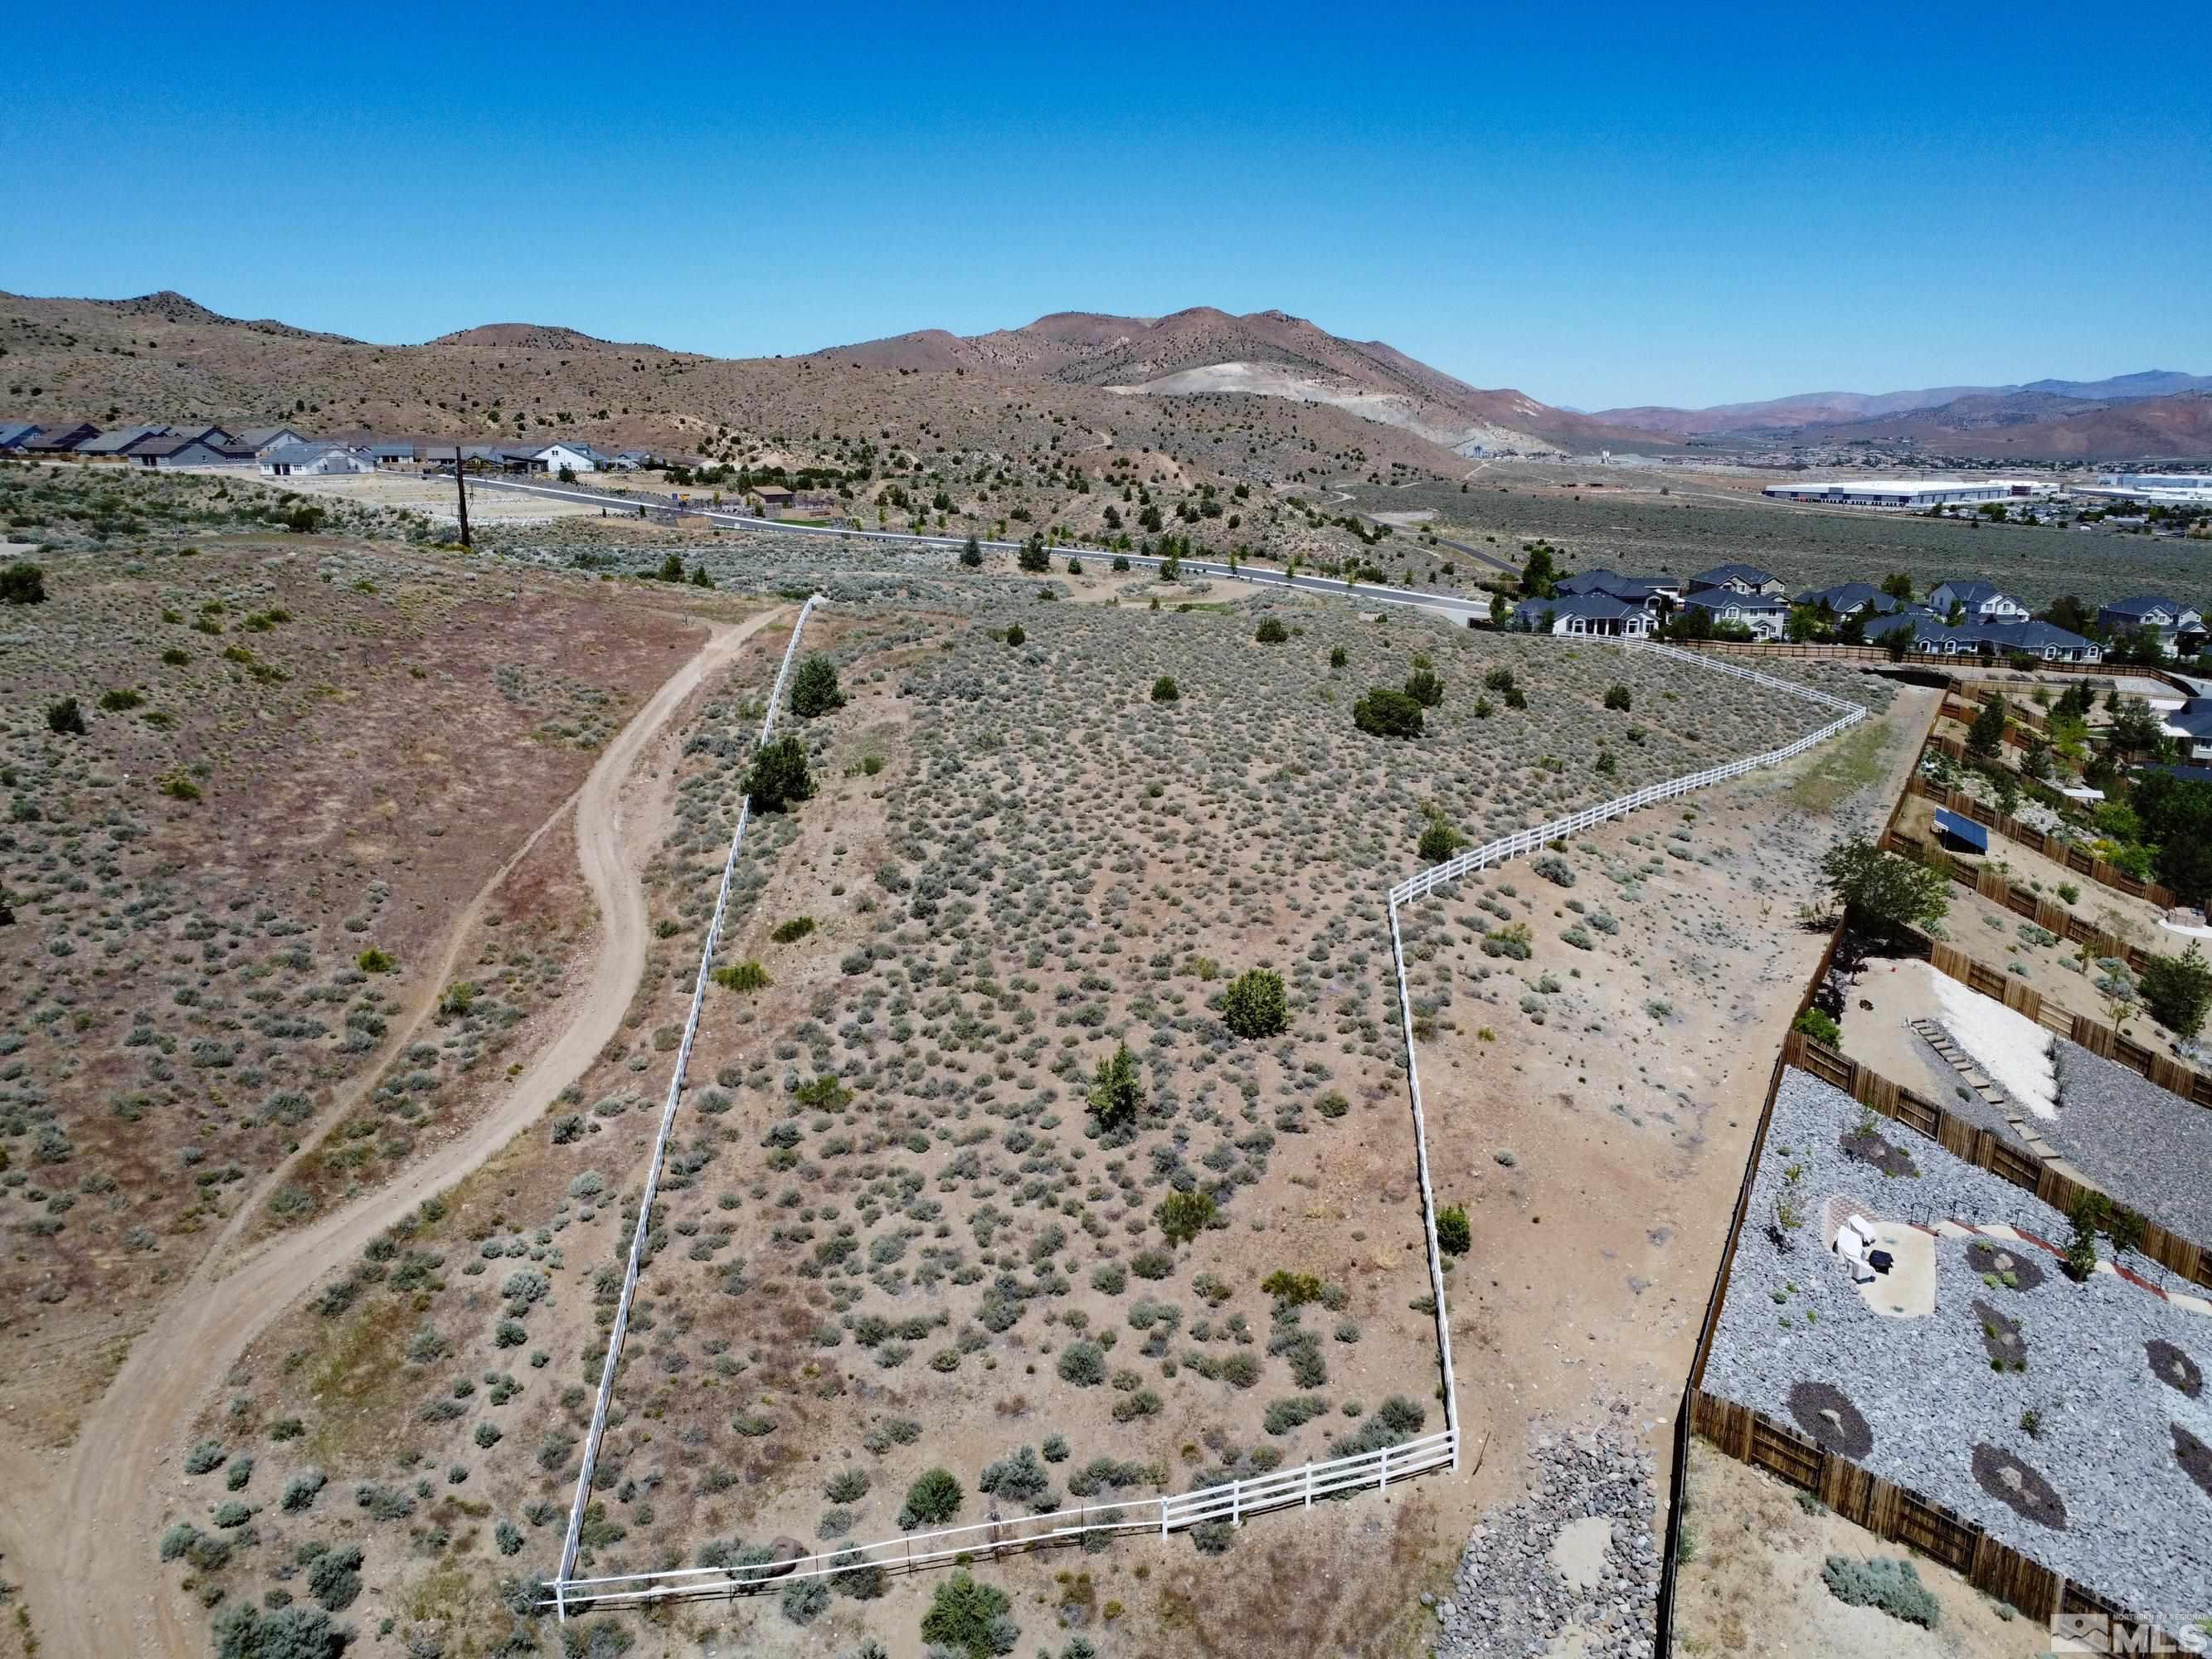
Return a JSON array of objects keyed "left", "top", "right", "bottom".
[{"left": 1379, "top": 1444, "right": 1389, "bottom": 1491}]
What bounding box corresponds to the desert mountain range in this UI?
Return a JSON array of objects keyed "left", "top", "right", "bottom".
[{"left": 2, "top": 289, "right": 2204, "bottom": 464}]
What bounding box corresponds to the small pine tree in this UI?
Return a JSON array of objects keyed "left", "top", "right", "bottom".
[
  {"left": 0, "top": 562, "right": 46, "bottom": 605},
  {"left": 1255, "top": 617, "right": 1289, "bottom": 645},
  {"left": 1435, "top": 1204, "right": 1471, "bottom": 1256},
  {"left": 1087, "top": 1043, "right": 1143, "bottom": 1129},
  {"left": 960, "top": 534, "right": 983, "bottom": 568},
  {"left": 1603, "top": 684, "right": 1632, "bottom": 711},
  {"left": 1221, "top": 968, "right": 1289, "bottom": 1039},
  {"left": 745, "top": 735, "right": 814, "bottom": 811},
  {"left": 46, "top": 696, "right": 86, "bottom": 736},
  {"left": 1403, "top": 669, "right": 1445, "bottom": 708},
  {"left": 1018, "top": 533, "right": 1049, "bottom": 573},
  {"left": 1004, "top": 623, "right": 1025, "bottom": 647},
  {"left": 789, "top": 654, "right": 845, "bottom": 718},
  {"left": 1151, "top": 675, "right": 1179, "bottom": 703}
]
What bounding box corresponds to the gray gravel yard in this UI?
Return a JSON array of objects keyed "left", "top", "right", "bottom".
[
  {"left": 1704, "top": 1068, "right": 2212, "bottom": 1622},
  {"left": 2048, "top": 1039, "right": 2212, "bottom": 1247}
]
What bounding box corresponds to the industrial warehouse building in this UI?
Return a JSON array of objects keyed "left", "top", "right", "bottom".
[
  {"left": 1760, "top": 477, "right": 2056, "bottom": 508},
  {"left": 2076, "top": 472, "right": 2212, "bottom": 504}
]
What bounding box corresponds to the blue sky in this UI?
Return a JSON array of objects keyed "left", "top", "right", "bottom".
[{"left": 7, "top": 2, "right": 2207, "bottom": 410}]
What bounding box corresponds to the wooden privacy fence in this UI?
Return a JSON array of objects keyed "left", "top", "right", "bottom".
[
  {"left": 1896, "top": 774, "right": 2179, "bottom": 909},
  {"left": 1903, "top": 931, "right": 2212, "bottom": 1112},
  {"left": 1782, "top": 1029, "right": 2212, "bottom": 1289},
  {"left": 1885, "top": 826, "right": 2173, "bottom": 964},
  {"left": 1687, "top": 1394, "right": 2161, "bottom": 1637}
]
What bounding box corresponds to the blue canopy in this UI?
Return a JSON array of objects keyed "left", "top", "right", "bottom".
[{"left": 1932, "top": 808, "right": 1989, "bottom": 854}]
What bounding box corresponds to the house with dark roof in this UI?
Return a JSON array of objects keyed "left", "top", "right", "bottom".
[
  {"left": 1554, "top": 569, "right": 1680, "bottom": 609},
  {"left": 1683, "top": 591, "right": 1788, "bottom": 640},
  {"left": 74, "top": 424, "right": 173, "bottom": 460},
  {"left": 21, "top": 422, "right": 100, "bottom": 455},
  {"left": 132, "top": 427, "right": 250, "bottom": 468},
  {"left": 0, "top": 421, "right": 42, "bottom": 451},
  {"left": 1792, "top": 581, "right": 1902, "bottom": 618},
  {"left": 2098, "top": 596, "right": 2205, "bottom": 657},
  {"left": 1926, "top": 578, "right": 2030, "bottom": 623},
  {"left": 2159, "top": 699, "right": 2212, "bottom": 763},
  {"left": 1864, "top": 611, "right": 2101, "bottom": 664},
  {"left": 1510, "top": 595, "right": 1655, "bottom": 639},
  {"left": 1688, "top": 562, "right": 1786, "bottom": 597},
  {"left": 369, "top": 442, "right": 416, "bottom": 468}
]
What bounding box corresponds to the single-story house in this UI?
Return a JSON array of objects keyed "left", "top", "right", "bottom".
[
  {"left": 75, "top": 424, "right": 173, "bottom": 460},
  {"left": 495, "top": 441, "right": 600, "bottom": 475},
  {"left": 610, "top": 450, "right": 654, "bottom": 470},
  {"left": 2098, "top": 596, "right": 2205, "bottom": 657},
  {"left": 1683, "top": 592, "right": 1788, "bottom": 640},
  {"left": 751, "top": 484, "right": 795, "bottom": 517},
  {"left": 1792, "top": 581, "right": 1902, "bottom": 618},
  {"left": 1865, "top": 612, "right": 2103, "bottom": 664},
  {"left": 1511, "top": 596, "right": 1655, "bottom": 638},
  {"left": 370, "top": 442, "right": 416, "bottom": 469},
  {"left": 2160, "top": 700, "right": 2212, "bottom": 764},
  {"left": 1688, "top": 562, "right": 1787, "bottom": 597},
  {"left": 1932, "top": 809, "right": 1990, "bottom": 855},
  {"left": 133, "top": 427, "right": 250, "bottom": 468},
  {"left": 20, "top": 421, "right": 100, "bottom": 455},
  {"left": 0, "top": 421, "right": 42, "bottom": 451},
  {"left": 1927, "top": 578, "right": 2030, "bottom": 623},
  {"left": 260, "top": 442, "right": 376, "bottom": 478},
  {"left": 233, "top": 426, "right": 310, "bottom": 458}
]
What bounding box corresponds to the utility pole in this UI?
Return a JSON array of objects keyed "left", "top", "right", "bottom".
[{"left": 454, "top": 449, "right": 472, "bottom": 549}]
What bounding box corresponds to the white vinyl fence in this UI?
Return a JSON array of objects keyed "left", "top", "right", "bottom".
[
  {"left": 548, "top": 615, "right": 1869, "bottom": 1619},
  {"left": 553, "top": 596, "right": 822, "bottom": 1598}
]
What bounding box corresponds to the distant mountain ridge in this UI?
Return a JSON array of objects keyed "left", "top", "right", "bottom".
[{"left": 1592, "top": 370, "right": 2212, "bottom": 437}]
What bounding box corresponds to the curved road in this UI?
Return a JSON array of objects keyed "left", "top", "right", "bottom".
[{"left": 2, "top": 605, "right": 791, "bottom": 1659}]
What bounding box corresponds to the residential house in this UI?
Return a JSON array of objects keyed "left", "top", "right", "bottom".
[
  {"left": 370, "top": 442, "right": 416, "bottom": 469},
  {"left": 496, "top": 441, "right": 600, "bottom": 475},
  {"left": 1926, "top": 578, "right": 2030, "bottom": 624},
  {"left": 1555, "top": 570, "right": 1680, "bottom": 608},
  {"left": 2158, "top": 700, "right": 2212, "bottom": 764},
  {"left": 1687, "top": 562, "right": 1787, "bottom": 597},
  {"left": 132, "top": 426, "right": 250, "bottom": 468},
  {"left": 259, "top": 442, "right": 375, "bottom": 478},
  {"left": 1510, "top": 596, "right": 1655, "bottom": 639},
  {"left": 1864, "top": 611, "right": 2102, "bottom": 664},
  {"left": 1792, "top": 581, "right": 1903, "bottom": 618},
  {"left": 751, "top": 484, "right": 795, "bottom": 518},
  {"left": 2098, "top": 596, "right": 2205, "bottom": 657},
  {"left": 610, "top": 450, "right": 655, "bottom": 470},
  {"left": 233, "top": 426, "right": 310, "bottom": 458},
  {"left": 20, "top": 422, "right": 100, "bottom": 455},
  {"left": 1682, "top": 591, "right": 1788, "bottom": 640},
  {"left": 74, "top": 424, "right": 173, "bottom": 461},
  {"left": 0, "top": 421, "right": 42, "bottom": 451}
]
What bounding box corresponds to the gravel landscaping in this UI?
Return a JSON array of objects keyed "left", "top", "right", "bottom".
[
  {"left": 2047, "top": 1039, "right": 2212, "bottom": 1247},
  {"left": 1704, "top": 1068, "right": 2212, "bottom": 1620}
]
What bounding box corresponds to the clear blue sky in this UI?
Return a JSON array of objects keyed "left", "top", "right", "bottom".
[{"left": 7, "top": 2, "right": 2207, "bottom": 410}]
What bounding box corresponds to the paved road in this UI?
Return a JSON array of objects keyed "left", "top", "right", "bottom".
[{"left": 468, "top": 476, "right": 1495, "bottom": 625}]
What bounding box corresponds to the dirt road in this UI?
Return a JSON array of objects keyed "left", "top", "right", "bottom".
[{"left": 0, "top": 606, "right": 791, "bottom": 1659}]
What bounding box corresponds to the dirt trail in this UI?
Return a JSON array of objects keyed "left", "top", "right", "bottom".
[{"left": 3, "top": 606, "right": 791, "bottom": 1659}]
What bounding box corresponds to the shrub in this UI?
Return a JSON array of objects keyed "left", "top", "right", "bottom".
[
  {"left": 1255, "top": 617, "right": 1289, "bottom": 644},
  {"left": 746, "top": 734, "right": 814, "bottom": 811},
  {"left": 960, "top": 535, "right": 984, "bottom": 567},
  {"left": 0, "top": 562, "right": 46, "bottom": 605},
  {"left": 712, "top": 960, "right": 771, "bottom": 992},
  {"left": 1151, "top": 675, "right": 1179, "bottom": 703},
  {"left": 898, "top": 1467, "right": 964, "bottom": 1528},
  {"left": 184, "top": 1440, "right": 228, "bottom": 1475},
  {"left": 46, "top": 697, "right": 87, "bottom": 736},
  {"left": 1329, "top": 645, "right": 1349, "bottom": 669},
  {"left": 979, "top": 1444, "right": 1053, "bottom": 1506},
  {"left": 1261, "top": 1270, "right": 1323, "bottom": 1306},
  {"left": 356, "top": 947, "right": 394, "bottom": 974},
  {"left": 790, "top": 653, "right": 846, "bottom": 718},
  {"left": 1417, "top": 816, "right": 1460, "bottom": 863},
  {"left": 1004, "top": 623, "right": 1025, "bottom": 647},
  {"left": 280, "top": 1469, "right": 327, "bottom": 1512},
  {"left": 1087, "top": 1042, "right": 1143, "bottom": 1129},
  {"left": 1263, "top": 1394, "right": 1330, "bottom": 1435},
  {"left": 211, "top": 1605, "right": 348, "bottom": 1659},
  {"left": 99, "top": 687, "right": 144, "bottom": 712},
  {"left": 921, "top": 1570, "right": 1016, "bottom": 1658},
  {"left": 771, "top": 916, "right": 816, "bottom": 944},
  {"left": 1057, "top": 1341, "right": 1106, "bottom": 1386},
  {"left": 158, "top": 769, "right": 201, "bottom": 800},
  {"left": 1820, "top": 1556, "right": 1939, "bottom": 1628},
  {"left": 1403, "top": 668, "right": 1444, "bottom": 708},
  {"left": 1532, "top": 854, "right": 1575, "bottom": 888},
  {"left": 1353, "top": 687, "right": 1423, "bottom": 738},
  {"left": 1436, "top": 1204, "right": 1471, "bottom": 1256},
  {"left": 1791, "top": 1008, "right": 1842, "bottom": 1046},
  {"left": 1155, "top": 1190, "right": 1215, "bottom": 1244},
  {"left": 1480, "top": 922, "right": 1533, "bottom": 960},
  {"left": 1221, "top": 968, "right": 1288, "bottom": 1039},
  {"left": 1603, "top": 684, "right": 1632, "bottom": 711},
  {"left": 782, "top": 1579, "right": 831, "bottom": 1625}
]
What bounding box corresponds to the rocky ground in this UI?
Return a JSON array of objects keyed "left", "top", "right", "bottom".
[{"left": 1433, "top": 1415, "right": 1659, "bottom": 1659}]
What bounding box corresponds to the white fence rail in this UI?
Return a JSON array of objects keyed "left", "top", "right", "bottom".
[
  {"left": 554, "top": 1432, "right": 1456, "bottom": 1613},
  {"left": 547, "top": 607, "right": 1871, "bottom": 1619},
  {"left": 553, "top": 596, "right": 822, "bottom": 1603}
]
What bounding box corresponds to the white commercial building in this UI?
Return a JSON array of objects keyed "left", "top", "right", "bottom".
[
  {"left": 2075, "top": 472, "right": 2212, "bottom": 505},
  {"left": 1761, "top": 478, "right": 2058, "bottom": 508}
]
